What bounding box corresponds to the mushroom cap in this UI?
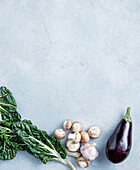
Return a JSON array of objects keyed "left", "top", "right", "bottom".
[
  {"left": 66, "top": 139, "right": 80, "bottom": 152},
  {"left": 63, "top": 119, "right": 72, "bottom": 130},
  {"left": 76, "top": 156, "right": 90, "bottom": 168},
  {"left": 54, "top": 129, "right": 66, "bottom": 139},
  {"left": 68, "top": 132, "right": 81, "bottom": 143},
  {"left": 81, "top": 132, "right": 90, "bottom": 143},
  {"left": 88, "top": 126, "right": 102, "bottom": 139},
  {"left": 71, "top": 121, "right": 83, "bottom": 133}
]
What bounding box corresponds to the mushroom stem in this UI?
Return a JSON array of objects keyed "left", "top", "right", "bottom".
[
  {"left": 91, "top": 143, "right": 96, "bottom": 146},
  {"left": 66, "top": 149, "right": 81, "bottom": 158}
]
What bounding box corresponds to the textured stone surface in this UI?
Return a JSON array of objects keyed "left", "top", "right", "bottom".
[{"left": 0, "top": 0, "right": 140, "bottom": 170}]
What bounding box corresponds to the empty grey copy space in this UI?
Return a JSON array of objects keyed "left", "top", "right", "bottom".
[{"left": 0, "top": 0, "right": 140, "bottom": 170}]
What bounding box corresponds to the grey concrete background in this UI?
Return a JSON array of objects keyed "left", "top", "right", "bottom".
[{"left": 0, "top": 0, "right": 140, "bottom": 170}]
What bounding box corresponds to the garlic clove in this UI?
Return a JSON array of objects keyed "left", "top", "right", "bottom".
[{"left": 80, "top": 143, "right": 99, "bottom": 161}]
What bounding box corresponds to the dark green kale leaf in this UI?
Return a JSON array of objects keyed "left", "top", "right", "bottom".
[
  {"left": 12, "top": 120, "right": 76, "bottom": 169},
  {"left": 0, "top": 87, "right": 24, "bottom": 160},
  {"left": 0, "top": 121, "right": 25, "bottom": 160},
  {"left": 0, "top": 87, "right": 75, "bottom": 169},
  {"left": 0, "top": 86, "right": 21, "bottom": 122}
]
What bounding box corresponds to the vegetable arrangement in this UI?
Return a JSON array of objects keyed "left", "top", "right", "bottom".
[
  {"left": 0, "top": 86, "right": 133, "bottom": 169},
  {"left": 0, "top": 86, "right": 75, "bottom": 170},
  {"left": 54, "top": 120, "right": 101, "bottom": 168}
]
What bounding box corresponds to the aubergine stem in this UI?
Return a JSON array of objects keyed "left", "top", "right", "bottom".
[{"left": 123, "top": 107, "right": 131, "bottom": 122}]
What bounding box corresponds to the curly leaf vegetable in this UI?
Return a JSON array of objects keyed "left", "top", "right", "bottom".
[
  {"left": 13, "top": 120, "right": 76, "bottom": 170},
  {"left": 0, "top": 87, "right": 24, "bottom": 160},
  {"left": 0, "top": 121, "right": 25, "bottom": 160},
  {"left": 0, "top": 87, "right": 76, "bottom": 169},
  {"left": 0, "top": 86, "right": 21, "bottom": 122}
]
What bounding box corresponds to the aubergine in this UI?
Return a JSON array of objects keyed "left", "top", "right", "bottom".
[{"left": 105, "top": 107, "right": 132, "bottom": 163}]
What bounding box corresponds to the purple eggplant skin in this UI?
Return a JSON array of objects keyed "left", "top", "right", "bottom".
[{"left": 105, "top": 107, "right": 132, "bottom": 163}]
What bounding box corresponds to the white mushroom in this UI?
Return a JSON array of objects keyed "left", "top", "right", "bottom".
[
  {"left": 63, "top": 119, "right": 72, "bottom": 130},
  {"left": 54, "top": 129, "right": 66, "bottom": 139},
  {"left": 81, "top": 132, "right": 90, "bottom": 143},
  {"left": 88, "top": 126, "right": 102, "bottom": 139},
  {"left": 71, "top": 121, "right": 83, "bottom": 133},
  {"left": 76, "top": 156, "right": 90, "bottom": 168},
  {"left": 66, "top": 139, "right": 80, "bottom": 152},
  {"left": 68, "top": 132, "right": 81, "bottom": 143},
  {"left": 80, "top": 143, "right": 98, "bottom": 161}
]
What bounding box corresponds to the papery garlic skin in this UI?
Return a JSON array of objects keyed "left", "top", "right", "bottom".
[{"left": 80, "top": 143, "right": 99, "bottom": 161}]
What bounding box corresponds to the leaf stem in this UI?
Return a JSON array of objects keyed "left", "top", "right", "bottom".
[
  {"left": 66, "top": 158, "right": 76, "bottom": 170},
  {"left": 0, "top": 102, "right": 16, "bottom": 108},
  {"left": 3, "top": 141, "right": 5, "bottom": 153},
  {"left": 56, "top": 158, "right": 76, "bottom": 170},
  {"left": 29, "top": 136, "right": 76, "bottom": 169},
  {"left": 0, "top": 113, "right": 2, "bottom": 121}
]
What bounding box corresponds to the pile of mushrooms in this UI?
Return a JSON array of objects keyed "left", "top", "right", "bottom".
[{"left": 53, "top": 119, "right": 102, "bottom": 168}]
